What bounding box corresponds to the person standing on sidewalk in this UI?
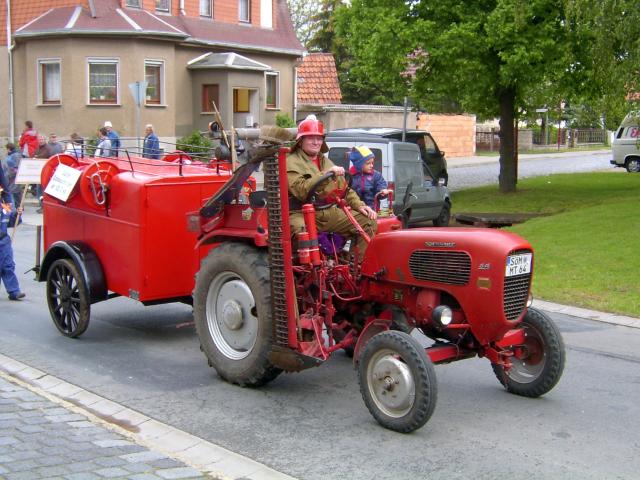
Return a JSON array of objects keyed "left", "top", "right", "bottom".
[
  {"left": 104, "top": 121, "right": 120, "bottom": 157},
  {"left": 2, "top": 143, "right": 24, "bottom": 207},
  {"left": 47, "top": 133, "right": 64, "bottom": 154},
  {"left": 142, "top": 124, "right": 161, "bottom": 159},
  {"left": 18, "top": 120, "right": 38, "bottom": 158},
  {"left": 0, "top": 184, "right": 25, "bottom": 301}
]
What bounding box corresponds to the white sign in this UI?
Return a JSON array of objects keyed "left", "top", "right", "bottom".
[
  {"left": 15, "top": 159, "right": 47, "bottom": 185},
  {"left": 44, "top": 163, "right": 82, "bottom": 202}
]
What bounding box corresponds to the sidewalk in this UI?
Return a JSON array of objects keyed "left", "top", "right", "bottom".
[
  {"left": 447, "top": 149, "right": 610, "bottom": 168},
  {"left": 0, "top": 355, "right": 296, "bottom": 480}
]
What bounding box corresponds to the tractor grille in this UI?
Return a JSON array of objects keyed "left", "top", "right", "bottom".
[
  {"left": 264, "top": 155, "right": 289, "bottom": 347},
  {"left": 408, "top": 250, "right": 471, "bottom": 285},
  {"left": 503, "top": 249, "right": 533, "bottom": 321}
]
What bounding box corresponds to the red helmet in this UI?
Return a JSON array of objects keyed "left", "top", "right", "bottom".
[{"left": 296, "top": 115, "right": 325, "bottom": 140}]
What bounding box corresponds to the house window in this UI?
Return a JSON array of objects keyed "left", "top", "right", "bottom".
[
  {"left": 266, "top": 72, "right": 279, "bottom": 109},
  {"left": 202, "top": 84, "right": 219, "bottom": 112},
  {"left": 125, "top": 0, "right": 141, "bottom": 7},
  {"left": 239, "top": 0, "right": 250, "bottom": 22},
  {"left": 156, "top": 0, "right": 170, "bottom": 12},
  {"left": 88, "top": 59, "right": 118, "bottom": 104},
  {"left": 200, "top": 0, "right": 212, "bottom": 17},
  {"left": 233, "top": 89, "right": 250, "bottom": 113},
  {"left": 145, "top": 61, "right": 164, "bottom": 105},
  {"left": 39, "top": 59, "right": 61, "bottom": 104}
]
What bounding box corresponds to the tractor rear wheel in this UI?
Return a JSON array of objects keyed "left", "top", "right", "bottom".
[
  {"left": 492, "top": 307, "right": 565, "bottom": 397},
  {"left": 357, "top": 331, "right": 437, "bottom": 433},
  {"left": 194, "top": 243, "right": 281, "bottom": 387}
]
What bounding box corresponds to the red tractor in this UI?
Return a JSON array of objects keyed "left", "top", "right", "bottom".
[{"left": 192, "top": 146, "right": 566, "bottom": 433}]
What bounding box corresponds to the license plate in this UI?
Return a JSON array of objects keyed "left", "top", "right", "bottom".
[{"left": 505, "top": 253, "right": 532, "bottom": 277}]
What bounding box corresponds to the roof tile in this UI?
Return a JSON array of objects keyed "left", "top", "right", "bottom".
[{"left": 297, "top": 53, "right": 342, "bottom": 104}]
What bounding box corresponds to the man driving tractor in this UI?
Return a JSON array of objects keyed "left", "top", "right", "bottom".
[{"left": 286, "top": 115, "right": 377, "bottom": 259}]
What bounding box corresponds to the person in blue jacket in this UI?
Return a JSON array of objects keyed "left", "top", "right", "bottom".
[
  {"left": 0, "top": 183, "right": 25, "bottom": 301},
  {"left": 349, "top": 146, "right": 390, "bottom": 209},
  {"left": 143, "top": 124, "right": 161, "bottom": 159},
  {"left": 104, "top": 121, "right": 120, "bottom": 157}
]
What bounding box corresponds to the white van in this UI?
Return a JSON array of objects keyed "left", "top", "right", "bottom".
[
  {"left": 324, "top": 133, "right": 451, "bottom": 227},
  {"left": 611, "top": 113, "right": 640, "bottom": 173}
]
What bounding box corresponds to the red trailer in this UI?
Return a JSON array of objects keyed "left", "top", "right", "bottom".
[{"left": 37, "top": 153, "right": 234, "bottom": 336}]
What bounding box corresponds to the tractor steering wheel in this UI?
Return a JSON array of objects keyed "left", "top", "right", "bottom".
[{"left": 305, "top": 170, "right": 348, "bottom": 206}]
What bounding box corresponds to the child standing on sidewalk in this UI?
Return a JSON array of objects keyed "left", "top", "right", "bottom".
[{"left": 0, "top": 185, "right": 25, "bottom": 301}]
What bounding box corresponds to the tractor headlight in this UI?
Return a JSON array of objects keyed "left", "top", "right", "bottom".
[
  {"left": 526, "top": 292, "right": 533, "bottom": 308},
  {"left": 432, "top": 305, "right": 453, "bottom": 326}
]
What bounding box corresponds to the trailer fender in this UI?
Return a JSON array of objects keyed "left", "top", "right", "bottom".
[{"left": 39, "top": 241, "right": 108, "bottom": 304}]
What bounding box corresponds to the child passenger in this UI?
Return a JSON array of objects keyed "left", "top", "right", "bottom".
[{"left": 349, "top": 146, "right": 390, "bottom": 209}]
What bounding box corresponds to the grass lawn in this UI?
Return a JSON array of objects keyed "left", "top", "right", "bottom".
[{"left": 450, "top": 171, "right": 640, "bottom": 317}]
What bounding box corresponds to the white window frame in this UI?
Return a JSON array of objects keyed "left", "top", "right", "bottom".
[
  {"left": 239, "top": 0, "right": 250, "bottom": 23},
  {"left": 37, "top": 58, "right": 62, "bottom": 105},
  {"left": 125, "top": 0, "right": 141, "bottom": 8},
  {"left": 87, "top": 58, "right": 120, "bottom": 105},
  {"left": 155, "top": 0, "right": 170, "bottom": 12},
  {"left": 265, "top": 71, "right": 279, "bottom": 109},
  {"left": 144, "top": 59, "right": 165, "bottom": 106},
  {"left": 200, "top": 0, "right": 212, "bottom": 17}
]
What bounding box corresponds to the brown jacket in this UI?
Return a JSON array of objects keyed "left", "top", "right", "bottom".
[{"left": 286, "top": 149, "right": 364, "bottom": 211}]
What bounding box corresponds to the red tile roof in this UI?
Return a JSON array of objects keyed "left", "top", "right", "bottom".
[
  {"left": 297, "top": 53, "right": 342, "bottom": 105},
  {"left": 10, "top": 0, "right": 303, "bottom": 56}
]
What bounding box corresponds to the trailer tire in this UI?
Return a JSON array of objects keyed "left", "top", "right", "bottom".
[
  {"left": 492, "top": 307, "right": 565, "bottom": 397},
  {"left": 358, "top": 331, "right": 437, "bottom": 433},
  {"left": 194, "top": 243, "right": 281, "bottom": 387},
  {"left": 46, "top": 258, "right": 90, "bottom": 338}
]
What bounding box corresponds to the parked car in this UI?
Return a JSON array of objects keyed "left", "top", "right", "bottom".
[
  {"left": 611, "top": 112, "right": 640, "bottom": 173},
  {"left": 327, "top": 127, "right": 449, "bottom": 185},
  {"left": 325, "top": 132, "right": 451, "bottom": 227}
]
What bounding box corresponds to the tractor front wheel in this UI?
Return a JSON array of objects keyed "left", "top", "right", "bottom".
[
  {"left": 357, "top": 331, "right": 437, "bottom": 433},
  {"left": 194, "top": 243, "right": 281, "bottom": 387},
  {"left": 492, "top": 307, "right": 565, "bottom": 397}
]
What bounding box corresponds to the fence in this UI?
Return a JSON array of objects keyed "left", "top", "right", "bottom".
[{"left": 476, "top": 127, "right": 609, "bottom": 152}]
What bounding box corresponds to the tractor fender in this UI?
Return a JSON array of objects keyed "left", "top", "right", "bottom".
[
  {"left": 353, "top": 319, "right": 391, "bottom": 363},
  {"left": 39, "top": 241, "right": 108, "bottom": 304}
]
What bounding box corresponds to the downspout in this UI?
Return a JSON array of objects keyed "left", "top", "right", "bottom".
[
  {"left": 293, "top": 64, "right": 298, "bottom": 122},
  {"left": 179, "top": 0, "right": 185, "bottom": 16},
  {"left": 6, "top": 0, "right": 15, "bottom": 140}
]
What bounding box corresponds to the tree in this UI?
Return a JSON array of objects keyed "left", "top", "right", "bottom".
[
  {"left": 330, "top": 0, "right": 640, "bottom": 192},
  {"left": 286, "top": 0, "right": 321, "bottom": 48}
]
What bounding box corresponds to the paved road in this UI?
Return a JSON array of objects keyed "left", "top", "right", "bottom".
[
  {"left": 447, "top": 150, "right": 613, "bottom": 191},
  {"left": 2, "top": 221, "right": 639, "bottom": 480}
]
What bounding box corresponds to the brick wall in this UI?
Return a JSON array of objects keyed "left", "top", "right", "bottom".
[{"left": 417, "top": 113, "right": 476, "bottom": 158}]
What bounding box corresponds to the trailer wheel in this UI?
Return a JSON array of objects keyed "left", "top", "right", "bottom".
[
  {"left": 194, "top": 243, "right": 281, "bottom": 387},
  {"left": 46, "top": 258, "right": 90, "bottom": 338},
  {"left": 357, "top": 331, "right": 437, "bottom": 433},
  {"left": 492, "top": 307, "right": 565, "bottom": 397}
]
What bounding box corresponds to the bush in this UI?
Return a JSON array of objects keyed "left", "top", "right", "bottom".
[
  {"left": 275, "top": 112, "right": 296, "bottom": 128},
  {"left": 176, "top": 130, "right": 214, "bottom": 160}
]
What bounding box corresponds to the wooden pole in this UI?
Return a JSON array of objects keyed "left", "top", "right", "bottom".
[{"left": 10, "top": 185, "right": 29, "bottom": 242}]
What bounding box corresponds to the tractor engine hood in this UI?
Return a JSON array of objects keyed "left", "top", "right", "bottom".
[
  {"left": 361, "top": 227, "right": 535, "bottom": 343},
  {"left": 361, "top": 227, "right": 533, "bottom": 285}
]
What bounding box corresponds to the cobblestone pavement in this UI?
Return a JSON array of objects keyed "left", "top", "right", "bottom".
[{"left": 0, "top": 376, "right": 210, "bottom": 480}]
